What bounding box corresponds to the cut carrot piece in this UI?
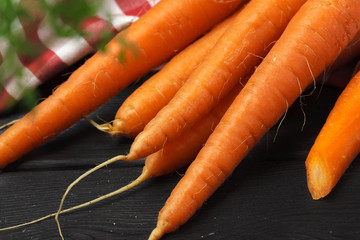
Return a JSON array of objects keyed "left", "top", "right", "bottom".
[{"left": 306, "top": 70, "right": 360, "bottom": 199}]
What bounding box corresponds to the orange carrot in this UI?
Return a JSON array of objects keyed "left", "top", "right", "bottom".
[
  {"left": 51, "top": 84, "right": 245, "bottom": 239},
  {"left": 144, "top": 84, "right": 244, "bottom": 178},
  {"left": 330, "top": 30, "right": 360, "bottom": 70},
  {"left": 319, "top": 32, "right": 360, "bottom": 89},
  {"left": 306, "top": 69, "right": 360, "bottom": 200},
  {"left": 126, "top": 0, "right": 308, "bottom": 161},
  {"left": 99, "top": 10, "right": 240, "bottom": 138},
  {"left": 0, "top": 0, "right": 245, "bottom": 168},
  {"left": 0, "top": 84, "right": 243, "bottom": 233},
  {"left": 149, "top": 0, "right": 360, "bottom": 239}
]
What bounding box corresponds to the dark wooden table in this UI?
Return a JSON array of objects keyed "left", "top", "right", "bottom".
[{"left": 0, "top": 71, "right": 360, "bottom": 240}]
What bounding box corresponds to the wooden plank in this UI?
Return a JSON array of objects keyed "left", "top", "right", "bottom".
[{"left": 1, "top": 77, "right": 360, "bottom": 240}]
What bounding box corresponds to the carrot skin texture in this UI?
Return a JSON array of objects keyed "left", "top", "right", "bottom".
[
  {"left": 129, "top": 0, "right": 307, "bottom": 160},
  {"left": 146, "top": 84, "right": 243, "bottom": 177},
  {"left": 92, "top": 84, "right": 244, "bottom": 213},
  {"left": 112, "top": 11, "right": 240, "bottom": 137},
  {"left": 306, "top": 70, "right": 360, "bottom": 200},
  {"left": 48, "top": 84, "right": 244, "bottom": 223},
  {"left": 330, "top": 30, "right": 360, "bottom": 70},
  {"left": 149, "top": 0, "right": 360, "bottom": 239},
  {"left": 0, "top": 0, "right": 245, "bottom": 168}
]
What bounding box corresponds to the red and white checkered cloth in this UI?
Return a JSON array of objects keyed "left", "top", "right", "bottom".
[{"left": 0, "top": 0, "right": 160, "bottom": 113}]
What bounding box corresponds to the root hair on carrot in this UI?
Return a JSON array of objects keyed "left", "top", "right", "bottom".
[
  {"left": 246, "top": 51, "right": 265, "bottom": 61},
  {"left": 265, "top": 40, "right": 277, "bottom": 50},
  {"left": 301, "top": 56, "right": 317, "bottom": 98},
  {"left": 175, "top": 169, "right": 185, "bottom": 177},
  {"left": 295, "top": 75, "right": 307, "bottom": 132},
  {"left": 0, "top": 119, "right": 19, "bottom": 130},
  {"left": 273, "top": 99, "right": 289, "bottom": 143},
  {"left": 298, "top": 95, "right": 307, "bottom": 131},
  {"left": 232, "top": 135, "right": 252, "bottom": 153}
]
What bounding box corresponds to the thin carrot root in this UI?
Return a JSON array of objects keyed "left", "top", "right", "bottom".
[
  {"left": 0, "top": 214, "right": 54, "bottom": 231},
  {"left": 0, "top": 167, "right": 151, "bottom": 232},
  {"left": 87, "top": 118, "right": 115, "bottom": 133},
  {"left": 0, "top": 119, "right": 19, "bottom": 130},
  {"left": 87, "top": 118, "right": 131, "bottom": 136},
  {"left": 55, "top": 154, "right": 128, "bottom": 240},
  {"left": 148, "top": 221, "right": 167, "bottom": 240}
]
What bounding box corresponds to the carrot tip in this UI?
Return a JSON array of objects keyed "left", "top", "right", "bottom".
[
  {"left": 89, "top": 118, "right": 135, "bottom": 137},
  {"left": 306, "top": 155, "right": 332, "bottom": 200},
  {"left": 112, "top": 118, "right": 137, "bottom": 137},
  {"left": 148, "top": 218, "right": 175, "bottom": 240},
  {"left": 148, "top": 227, "right": 164, "bottom": 240}
]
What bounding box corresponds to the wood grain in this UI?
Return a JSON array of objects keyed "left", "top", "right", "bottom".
[{"left": 0, "top": 74, "right": 360, "bottom": 240}]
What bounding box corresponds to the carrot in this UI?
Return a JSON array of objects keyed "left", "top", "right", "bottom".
[
  {"left": 143, "top": 84, "right": 244, "bottom": 178},
  {"left": 96, "top": 10, "right": 240, "bottom": 138},
  {"left": 148, "top": 0, "right": 360, "bottom": 239},
  {"left": 0, "top": 81, "right": 241, "bottom": 233},
  {"left": 306, "top": 69, "right": 360, "bottom": 200},
  {"left": 53, "top": 84, "right": 244, "bottom": 237},
  {"left": 0, "top": 0, "right": 245, "bottom": 168},
  {"left": 317, "top": 31, "right": 360, "bottom": 89},
  {"left": 126, "top": 0, "right": 308, "bottom": 161},
  {"left": 330, "top": 30, "right": 360, "bottom": 70}
]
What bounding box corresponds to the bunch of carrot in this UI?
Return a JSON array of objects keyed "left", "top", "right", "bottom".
[{"left": 1, "top": 0, "right": 360, "bottom": 239}]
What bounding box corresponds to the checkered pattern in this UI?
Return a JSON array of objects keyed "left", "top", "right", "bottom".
[{"left": 0, "top": 0, "right": 159, "bottom": 112}]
